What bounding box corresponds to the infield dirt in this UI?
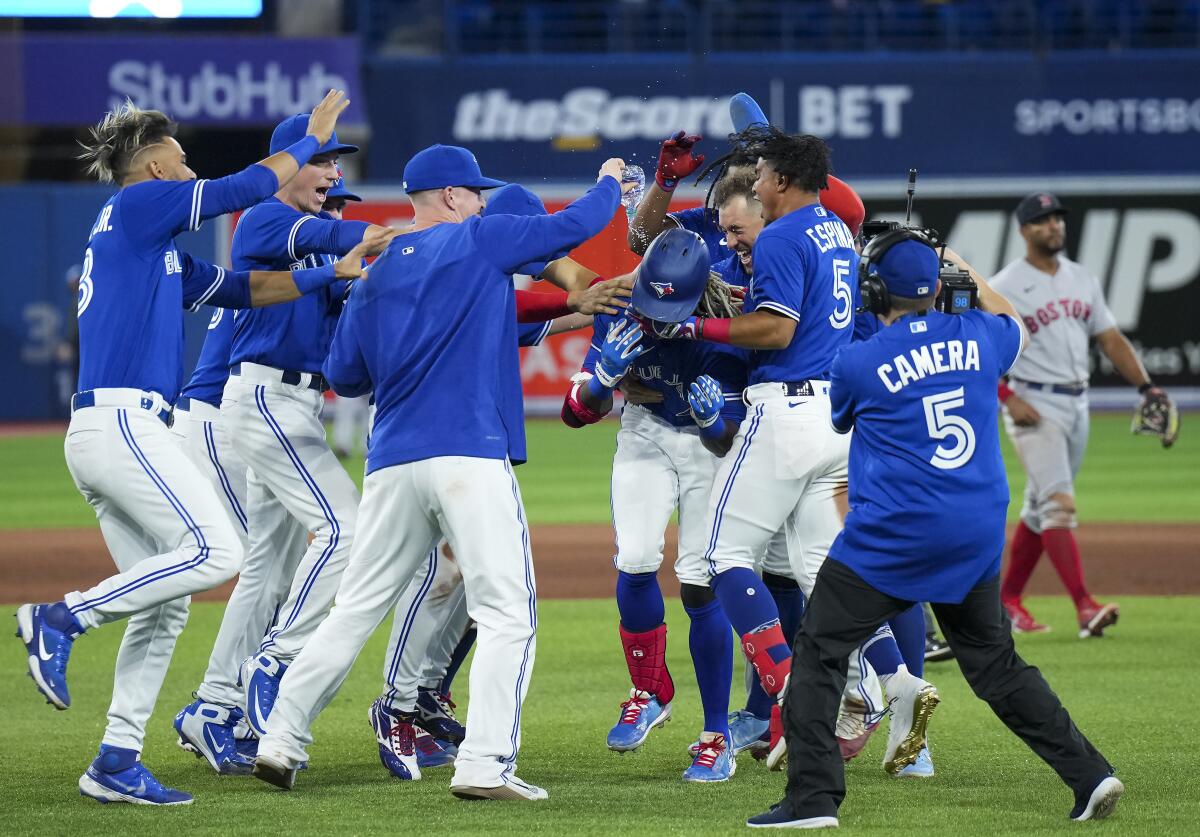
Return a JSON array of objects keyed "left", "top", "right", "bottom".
[{"left": 2, "top": 523, "right": 1196, "bottom": 603}]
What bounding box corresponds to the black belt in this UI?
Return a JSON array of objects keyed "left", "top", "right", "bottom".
[
  {"left": 783, "top": 381, "right": 815, "bottom": 397},
  {"left": 231, "top": 363, "right": 328, "bottom": 392},
  {"left": 1011, "top": 378, "right": 1086, "bottom": 396},
  {"left": 71, "top": 390, "right": 173, "bottom": 426}
]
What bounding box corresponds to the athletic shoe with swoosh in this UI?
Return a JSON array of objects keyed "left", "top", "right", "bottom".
[
  {"left": 78, "top": 748, "right": 192, "bottom": 805},
  {"left": 241, "top": 654, "right": 289, "bottom": 737},
  {"left": 14, "top": 603, "right": 78, "bottom": 710},
  {"left": 174, "top": 698, "right": 255, "bottom": 775}
]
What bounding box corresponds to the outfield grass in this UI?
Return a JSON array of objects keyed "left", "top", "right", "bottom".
[
  {"left": 0, "top": 413, "right": 1195, "bottom": 530},
  {"left": 1, "top": 596, "right": 1196, "bottom": 834}
]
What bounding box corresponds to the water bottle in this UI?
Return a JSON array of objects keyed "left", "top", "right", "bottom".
[{"left": 620, "top": 164, "right": 645, "bottom": 223}]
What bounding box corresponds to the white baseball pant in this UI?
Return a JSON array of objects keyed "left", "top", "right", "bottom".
[
  {"left": 63, "top": 396, "right": 243, "bottom": 750},
  {"left": 1003, "top": 383, "right": 1090, "bottom": 532},
  {"left": 259, "top": 456, "right": 537, "bottom": 790}
]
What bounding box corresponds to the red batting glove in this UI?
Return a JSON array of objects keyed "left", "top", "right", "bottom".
[{"left": 656, "top": 131, "right": 705, "bottom": 191}]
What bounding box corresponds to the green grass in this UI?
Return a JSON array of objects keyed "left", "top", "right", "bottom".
[
  {"left": 1, "top": 596, "right": 1196, "bottom": 834},
  {"left": 1, "top": 414, "right": 1195, "bottom": 530}
]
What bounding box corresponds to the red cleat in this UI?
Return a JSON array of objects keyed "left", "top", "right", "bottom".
[
  {"left": 1077, "top": 601, "right": 1119, "bottom": 638},
  {"left": 1003, "top": 599, "right": 1050, "bottom": 633}
]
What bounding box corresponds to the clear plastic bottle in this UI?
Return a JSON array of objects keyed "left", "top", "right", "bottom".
[{"left": 620, "top": 164, "right": 645, "bottom": 223}]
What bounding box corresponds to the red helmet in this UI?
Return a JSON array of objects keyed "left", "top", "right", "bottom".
[{"left": 821, "top": 175, "right": 865, "bottom": 237}]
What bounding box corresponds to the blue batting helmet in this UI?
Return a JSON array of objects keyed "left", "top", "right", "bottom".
[{"left": 630, "top": 228, "right": 711, "bottom": 323}]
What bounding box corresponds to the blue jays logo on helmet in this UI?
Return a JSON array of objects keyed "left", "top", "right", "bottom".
[{"left": 631, "top": 228, "right": 710, "bottom": 323}]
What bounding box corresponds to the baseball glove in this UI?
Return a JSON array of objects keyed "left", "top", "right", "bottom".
[{"left": 1131, "top": 387, "right": 1180, "bottom": 448}]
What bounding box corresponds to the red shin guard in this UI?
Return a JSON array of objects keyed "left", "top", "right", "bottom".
[
  {"left": 619, "top": 623, "right": 675, "bottom": 706},
  {"left": 741, "top": 624, "right": 790, "bottom": 697}
]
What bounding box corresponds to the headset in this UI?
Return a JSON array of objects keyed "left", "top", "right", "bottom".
[{"left": 856, "top": 226, "right": 940, "bottom": 316}]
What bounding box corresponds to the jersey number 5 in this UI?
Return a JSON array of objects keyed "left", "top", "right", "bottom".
[
  {"left": 828, "top": 258, "right": 853, "bottom": 330},
  {"left": 921, "top": 387, "right": 976, "bottom": 470}
]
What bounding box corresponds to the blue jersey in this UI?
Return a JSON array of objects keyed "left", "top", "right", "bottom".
[
  {"left": 669, "top": 206, "right": 731, "bottom": 264},
  {"left": 181, "top": 307, "right": 237, "bottom": 408},
  {"left": 77, "top": 167, "right": 282, "bottom": 402},
  {"left": 323, "top": 177, "right": 620, "bottom": 474},
  {"left": 745, "top": 203, "right": 858, "bottom": 385},
  {"left": 827, "top": 309, "right": 1023, "bottom": 603},
  {"left": 711, "top": 252, "right": 749, "bottom": 289},
  {"left": 517, "top": 321, "right": 552, "bottom": 347},
  {"left": 584, "top": 310, "right": 748, "bottom": 429},
  {"left": 229, "top": 198, "right": 369, "bottom": 374}
]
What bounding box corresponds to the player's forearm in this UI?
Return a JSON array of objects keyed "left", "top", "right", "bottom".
[
  {"left": 516, "top": 290, "right": 571, "bottom": 323},
  {"left": 1097, "top": 329, "right": 1151, "bottom": 387},
  {"left": 627, "top": 183, "right": 675, "bottom": 255},
  {"left": 698, "top": 419, "right": 738, "bottom": 457},
  {"left": 700, "top": 311, "right": 796, "bottom": 350},
  {"left": 246, "top": 264, "right": 340, "bottom": 307},
  {"left": 296, "top": 220, "right": 376, "bottom": 260},
  {"left": 538, "top": 256, "right": 599, "bottom": 292},
  {"left": 196, "top": 137, "right": 322, "bottom": 223},
  {"left": 561, "top": 375, "right": 612, "bottom": 427},
  {"left": 945, "top": 247, "right": 1019, "bottom": 321}
]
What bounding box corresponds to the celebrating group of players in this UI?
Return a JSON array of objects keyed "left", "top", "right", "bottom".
[{"left": 15, "top": 87, "right": 1173, "bottom": 825}]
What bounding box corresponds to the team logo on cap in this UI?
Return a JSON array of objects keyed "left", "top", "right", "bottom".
[
  {"left": 1039, "top": 194, "right": 1054, "bottom": 207},
  {"left": 650, "top": 282, "right": 675, "bottom": 298}
]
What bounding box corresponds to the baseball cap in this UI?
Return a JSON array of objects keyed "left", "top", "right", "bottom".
[
  {"left": 403, "top": 144, "right": 506, "bottom": 194},
  {"left": 326, "top": 169, "right": 361, "bottom": 202},
  {"left": 1015, "top": 192, "right": 1067, "bottom": 225},
  {"left": 483, "top": 183, "right": 568, "bottom": 276},
  {"left": 874, "top": 239, "right": 940, "bottom": 299},
  {"left": 269, "top": 114, "right": 358, "bottom": 157}
]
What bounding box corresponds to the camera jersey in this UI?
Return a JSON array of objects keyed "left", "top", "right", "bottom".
[
  {"left": 827, "top": 309, "right": 1023, "bottom": 602},
  {"left": 745, "top": 203, "right": 859, "bottom": 384},
  {"left": 990, "top": 255, "right": 1116, "bottom": 387}
]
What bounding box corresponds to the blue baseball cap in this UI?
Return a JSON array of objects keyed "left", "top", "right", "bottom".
[
  {"left": 270, "top": 113, "right": 358, "bottom": 157},
  {"left": 875, "top": 239, "right": 940, "bottom": 299},
  {"left": 326, "top": 172, "right": 361, "bottom": 202},
  {"left": 403, "top": 144, "right": 506, "bottom": 194},
  {"left": 483, "top": 183, "right": 567, "bottom": 276}
]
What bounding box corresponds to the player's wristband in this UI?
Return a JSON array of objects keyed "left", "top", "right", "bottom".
[
  {"left": 587, "top": 371, "right": 617, "bottom": 397},
  {"left": 292, "top": 263, "right": 337, "bottom": 295},
  {"left": 516, "top": 289, "right": 571, "bottom": 323},
  {"left": 655, "top": 173, "right": 679, "bottom": 191},
  {"left": 1138, "top": 381, "right": 1156, "bottom": 394},
  {"left": 282, "top": 135, "right": 321, "bottom": 169},
  {"left": 698, "top": 317, "right": 733, "bottom": 344},
  {"left": 696, "top": 416, "right": 726, "bottom": 441},
  {"left": 998, "top": 380, "right": 1014, "bottom": 403}
]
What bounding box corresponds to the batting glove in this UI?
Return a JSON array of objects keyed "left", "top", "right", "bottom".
[
  {"left": 656, "top": 131, "right": 705, "bottom": 191},
  {"left": 594, "top": 319, "right": 646, "bottom": 390},
  {"left": 688, "top": 375, "right": 724, "bottom": 429},
  {"left": 646, "top": 316, "right": 702, "bottom": 341}
]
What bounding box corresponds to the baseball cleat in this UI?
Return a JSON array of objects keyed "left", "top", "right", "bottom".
[
  {"left": 174, "top": 699, "right": 255, "bottom": 775},
  {"left": 78, "top": 746, "right": 192, "bottom": 805},
  {"left": 688, "top": 709, "right": 769, "bottom": 756},
  {"left": 15, "top": 603, "right": 79, "bottom": 710},
  {"left": 1070, "top": 775, "right": 1124, "bottom": 821},
  {"left": 924, "top": 635, "right": 955, "bottom": 662},
  {"left": 241, "top": 653, "right": 288, "bottom": 738},
  {"left": 683, "top": 733, "right": 736, "bottom": 782},
  {"left": 835, "top": 704, "right": 879, "bottom": 763},
  {"left": 450, "top": 776, "right": 548, "bottom": 801},
  {"left": 606, "top": 688, "right": 671, "bottom": 752},
  {"left": 252, "top": 753, "right": 297, "bottom": 791},
  {"left": 368, "top": 698, "right": 422, "bottom": 781},
  {"left": 765, "top": 703, "right": 786, "bottom": 771},
  {"left": 882, "top": 677, "right": 940, "bottom": 776},
  {"left": 747, "top": 802, "right": 838, "bottom": 829},
  {"left": 1077, "top": 602, "right": 1119, "bottom": 639},
  {"left": 415, "top": 687, "right": 466, "bottom": 745},
  {"left": 415, "top": 729, "right": 457, "bottom": 769},
  {"left": 894, "top": 745, "right": 934, "bottom": 778},
  {"left": 1003, "top": 599, "right": 1050, "bottom": 634}
]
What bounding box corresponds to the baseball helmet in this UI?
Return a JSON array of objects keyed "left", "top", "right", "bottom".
[{"left": 630, "top": 228, "right": 711, "bottom": 323}]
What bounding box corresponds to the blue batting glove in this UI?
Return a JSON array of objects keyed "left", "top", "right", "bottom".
[
  {"left": 688, "top": 375, "right": 724, "bottom": 429},
  {"left": 593, "top": 319, "right": 646, "bottom": 390}
]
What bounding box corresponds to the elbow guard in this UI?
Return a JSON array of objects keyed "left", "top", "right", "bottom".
[{"left": 562, "top": 379, "right": 608, "bottom": 428}]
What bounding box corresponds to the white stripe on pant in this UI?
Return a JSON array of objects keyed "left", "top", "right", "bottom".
[{"left": 259, "top": 456, "right": 537, "bottom": 789}]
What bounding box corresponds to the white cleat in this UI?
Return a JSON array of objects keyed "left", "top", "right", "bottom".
[{"left": 882, "top": 675, "right": 940, "bottom": 776}]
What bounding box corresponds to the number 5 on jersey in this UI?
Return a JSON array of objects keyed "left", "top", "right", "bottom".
[
  {"left": 829, "top": 258, "right": 852, "bottom": 329},
  {"left": 922, "top": 387, "right": 975, "bottom": 470}
]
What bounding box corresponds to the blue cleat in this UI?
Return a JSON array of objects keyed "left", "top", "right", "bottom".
[
  {"left": 606, "top": 689, "right": 671, "bottom": 753},
  {"left": 414, "top": 728, "right": 456, "bottom": 769},
  {"left": 174, "top": 699, "right": 255, "bottom": 775},
  {"left": 895, "top": 745, "right": 934, "bottom": 778},
  {"left": 78, "top": 745, "right": 192, "bottom": 806},
  {"left": 241, "top": 654, "right": 288, "bottom": 738},
  {"left": 688, "top": 710, "right": 769, "bottom": 756},
  {"left": 415, "top": 687, "right": 466, "bottom": 746},
  {"left": 747, "top": 801, "right": 838, "bottom": 829},
  {"left": 730, "top": 92, "right": 769, "bottom": 132},
  {"left": 15, "top": 602, "right": 80, "bottom": 710},
  {"left": 683, "top": 733, "right": 736, "bottom": 783},
  {"left": 368, "top": 698, "right": 422, "bottom": 780}
]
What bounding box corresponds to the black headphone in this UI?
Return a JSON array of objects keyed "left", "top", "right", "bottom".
[{"left": 856, "top": 227, "right": 940, "bottom": 316}]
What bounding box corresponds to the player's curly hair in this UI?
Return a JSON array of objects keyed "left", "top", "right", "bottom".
[
  {"left": 78, "top": 100, "right": 177, "bottom": 184},
  {"left": 731, "top": 125, "right": 831, "bottom": 194},
  {"left": 697, "top": 146, "right": 757, "bottom": 212},
  {"left": 696, "top": 273, "right": 742, "bottom": 319}
]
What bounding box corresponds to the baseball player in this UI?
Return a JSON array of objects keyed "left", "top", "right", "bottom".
[
  {"left": 250, "top": 148, "right": 627, "bottom": 800},
  {"left": 991, "top": 193, "right": 1178, "bottom": 636},
  {"left": 12, "top": 92, "right": 384, "bottom": 805},
  {"left": 562, "top": 228, "right": 750, "bottom": 781},
  {"left": 749, "top": 235, "right": 1123, "bottom": 828}
]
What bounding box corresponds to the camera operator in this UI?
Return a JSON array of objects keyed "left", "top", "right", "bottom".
[{"left": 750, "top": 235, "right": 1123, "bottom": 828}]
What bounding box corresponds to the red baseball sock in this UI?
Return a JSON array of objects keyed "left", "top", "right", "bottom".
[
  {"left": 1001, "top": 521, "right": 1043, "bottom": 603},
  {"left": 1042, "top": 528, "right": 1091, "bottom": 607},
  {"left": 619, "top": 623, "right": 675, "bottom": 705}
]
